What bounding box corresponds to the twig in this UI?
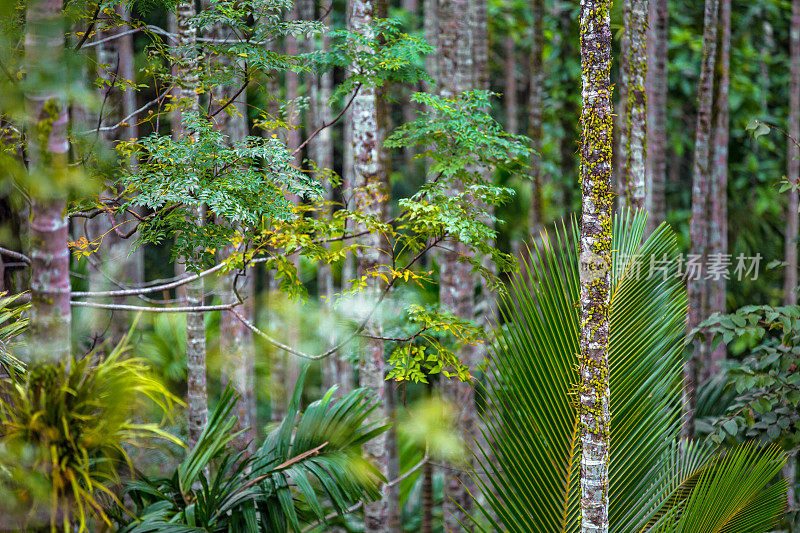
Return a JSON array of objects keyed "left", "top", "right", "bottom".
[
  {"left": 71, "top": 261, "right": 229, "bottom": 298},
  {"left": 73, "top": 3, "right": 102, "bottom": 51},
  {"left": 70, "top": 301, "right": 239, "bottom": 313},
  {"left": 80, "top": 91, "right": 172, "bottom": 134},
  {"left": 292, "top": 85, "right": 361, "bottom": 157},
  {"left": 0, "top": 247, "right": 31, "bottom": 265}
]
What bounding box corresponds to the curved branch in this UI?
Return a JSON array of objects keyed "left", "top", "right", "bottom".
[{"left": 0, "top": 247, "right": 31, "bottom": 265}]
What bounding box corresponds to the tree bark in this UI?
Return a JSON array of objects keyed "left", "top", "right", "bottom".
[
  {"left": 436, "top": 0, "right": 476, "bottom": 528},
  {"left": 175, "top": 0, "right": 208, "bottom": 449},
  {"left": 25, "top": 0, "right": 71, "bottom": 363},
  {"left": 616, "top": 0, "right": 630, "bottom": 212},
  {"left": 578, "top": 1, "right": 613, "bottom": 532},
  {"left": 707, "top": 0, "right": 730, "bottom": 378},
  {"left": 620, "top": 0, "right": 648, "bottom": 210},
  {"left": 348, "top": 1, "right": 390, "bottom": 530},
  {"left": 504, "top": 34, "right": 518, "bottom": 135},
  {"left": 684, "top": 0, "right": 719, "bottom": 440},
  {"left": 645, "top": 0, "right": 668, "bottom": 234},
  {"left": 206, "top": 6, "right": 256, "bottom": 453},
  {"left": 529, "top": 0, "right": 544, "bottom": 235},
  {"left": 785, "top": 0, "right": 800, "bottom": 307}
]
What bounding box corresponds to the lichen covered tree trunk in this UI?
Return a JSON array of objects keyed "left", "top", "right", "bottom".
[
  {"left": 785, "top": 0, "right": 800, "bottom": 307},
  {"left": 645, "top": 0, "right": 668, "bottom": 234},
  {"left": 578, "top": 1, "right": 613, "bottom": 531},
  {"left": 25, "top": 0, "right": 71, "bottom": 363},
  {"left": 685, "top": 0, "right": 719, "bottom": 439},
  {"left": 348, "top": 0, "right": 389, "bottom": 530},
  {"left": 707, "top": 0, "right": 730, "bottom": 378},
  {"left": 175, "top": 0, "right": 208, "bottom": 448},
  {"left": 620, "top": 0, "right": 648, "bottom": 210}
]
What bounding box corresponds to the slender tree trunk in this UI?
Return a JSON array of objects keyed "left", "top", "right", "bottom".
[
  {"left": 578, "top": 1, "right": 613, "bottom": 532},
  {"left": 206, "top": 7, "right": 256, "bottom": 453},
  {"left": 286, "top": 2, "right": 301, "bottom": 163},
  {"left": 529, "top": 0, "right": 544, "bottom": 234},
  {"left": 645, "top": 0, "right": 668, "bottom": 234},
  {"left": 87, "top": 13, "right": 120, "bottom": 349},
  {"left": 786, "top": 453, "right": 797, "bottom": 513},
  {"left": 436, "top": 0, "right": 476, "bottom": 528},
  {"left": 504, "top": 34, "right": 518, "bottom": 135},
  {"left": 117, "top": 3, "right": 144, "bottom": 288},
  {"left": 420, "top": 460, "right": 434, "bottom": 533},
  {"left": 684, "top": 0, "right": 719, "bottom": 440},
  {"left": 25, "top": 0, "right": 71, "bottom": 363},
  {"left": 620, "top": 0, "right": 648, "bottom": 210},
  {"left": 316, "top": 0, "right": 340, "bottom": 394},
  {"left": 707, "top": 0, "right": 730, "bottom": 378},
  {"left": 617, "top": 0, "right": 630, "bottom": 211},
  {"left": 785, "top": 0, "right": 800, "bottom": 307},
  {"left": 175, "top": 0, "right": 208, "bottom": 448},
  {"left": 348, "top": 1, "right": 389, "bottom": 530}
]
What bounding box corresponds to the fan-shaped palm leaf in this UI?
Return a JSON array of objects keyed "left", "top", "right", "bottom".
[{"left": 471, "top": 211, "right": 787, "bottom": 532}]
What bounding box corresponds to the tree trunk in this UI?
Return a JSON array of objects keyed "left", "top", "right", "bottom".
[
  {"left": 786, "top": 453, "right": 797, "bottom": 513},
  {"left": 348, "top": 1, "right": 390, "bottom": 530},
  {"left": 620, "top": 0, "right": 648, "bottom": 210},
  {"left": 684, "top": 0, "right": 719, "bottom": 440},
  {"left": 645, "top": 0, "right": 668, "bottom": 234},
  {"left": 617, "top": 0, "right": 630, "bottom": 212},
  {"left": 316, "top": 0, "right": 340, "bottom": 394},
  {"left": 504, "top": 35, "right": 518, "bottom": 135},
  {"left": 286, "top": 1, "right": 301, "bottom": 163},
  {"left": 116, "top": 3, "right": 144, "bottom": 289},
  {"left": 707, "top": 0, "right": 730, "bottom": 379},
  {"left": 175, "top": 0, "right": 208, "bottom": 449},
  {"left": 578, "top": 1, "right": 613, "bottom": 532},
  {"left": 436, "top": 0, "right": 476, "bottom": 528},
  {"left": 785, "top": 0, "right": 800, "bottom": 307},
  {"left": 529, "top": 0, "right": 544, "bottom": 235},
  {"left": 206, "top": 7, "right": 256, "bottom": 453},
  {"left": 25, "top": 0, "right": 71, "bottom": 363}
]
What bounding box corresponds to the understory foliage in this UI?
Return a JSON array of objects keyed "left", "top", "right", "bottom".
[
  {"left": 693, "top": 305, "right": 800, "bottom": 451},
  {"left": 472, "top": 210, "right": 788, "bottom": 532},
  {"left": 113, "top": 366, "right": 387, "bottom": 532},
  {"left": 0, "top": 334, "right": 179, "bottom": 531}
]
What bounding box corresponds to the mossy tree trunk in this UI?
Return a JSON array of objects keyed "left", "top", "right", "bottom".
[
  {"left": 25, "top": 0, "right": 71, "bottom": 363},
  {"left": 578, "top": 1, "right": 613, "bottom": 531},
  {"left": 620, "top": 0, "right": 648, "bottom": 210}
]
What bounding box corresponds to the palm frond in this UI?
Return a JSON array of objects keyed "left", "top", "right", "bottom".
[
  {"left": 119, "top": 366, "right": 387, "bottom": 532},
  {"left": 470, "top": 211, "right": 787, "bottom": 533}
]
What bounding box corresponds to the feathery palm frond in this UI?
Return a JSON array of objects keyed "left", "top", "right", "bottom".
[{"left": 471, "top": 211, "right": 787, "bottom": 533}]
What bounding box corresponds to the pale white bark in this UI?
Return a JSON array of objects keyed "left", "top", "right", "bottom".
[{"left": 348, "top": 1, "right": 389, "bottom": 529}]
